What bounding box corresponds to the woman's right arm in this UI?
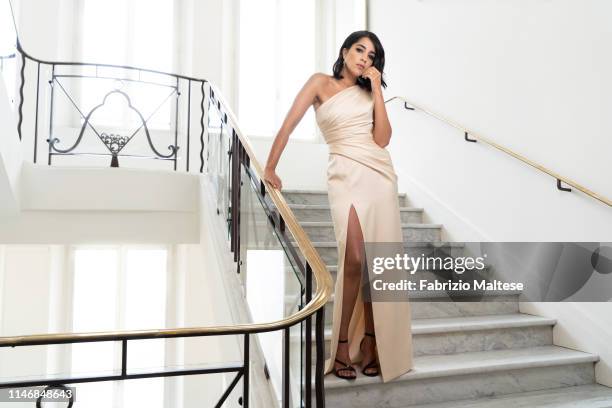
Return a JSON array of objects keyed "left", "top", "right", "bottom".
[{"left": 264, "top": 73, "right": 323, "bottom": 191}]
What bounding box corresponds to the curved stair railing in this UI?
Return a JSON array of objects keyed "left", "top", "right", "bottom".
[
  {"left": 0, "top": 2, "right": 333, "bottom": 407},
  {"left": 386, "top": 96, "right": 611, "bottom": 207}
]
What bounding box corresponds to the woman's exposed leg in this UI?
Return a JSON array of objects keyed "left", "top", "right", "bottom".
[
  {"left": 334, "top": 204, "right": 365, "bottom": 378},
  {"left": 361, "top": 300, "right": 378, "bottom": 375}
]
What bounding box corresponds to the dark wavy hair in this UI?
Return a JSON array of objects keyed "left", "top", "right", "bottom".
[{"left": 332, "top": 30, "right": 387, "bottom": 92}]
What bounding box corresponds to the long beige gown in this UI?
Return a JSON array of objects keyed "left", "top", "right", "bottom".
[{"left": 315, "top": 84, "right": 414, "bottom": 383}]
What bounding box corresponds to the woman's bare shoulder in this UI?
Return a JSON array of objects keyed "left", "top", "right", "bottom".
[
  {"left": 308, "top": 73, "right": 335, "bottom": 107},
  {"left": 307, "top": 72, "right": 333, "bottom": 88},
  {"left": 312, "top": 72, "right": 333, "bottom": 80}
]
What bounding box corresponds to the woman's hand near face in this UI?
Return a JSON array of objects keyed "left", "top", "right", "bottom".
[
  {"left": 361, "top": 67, "right": 382, "bottom": 91},
  {"left": 362, "top": 66, "right": 391, "bottom": 147}
]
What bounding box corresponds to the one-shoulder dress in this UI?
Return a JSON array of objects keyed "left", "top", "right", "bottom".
[{"left": 315, "top": 84, "right": 413, "bottom": 383}]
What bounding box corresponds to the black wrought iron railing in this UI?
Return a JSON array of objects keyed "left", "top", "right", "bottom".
[
  {"left": 11, "top": 41, "right": 210, "bottom": 169},
  {"left": 0, "top": 2, "right": 333, "bottom": 407}
]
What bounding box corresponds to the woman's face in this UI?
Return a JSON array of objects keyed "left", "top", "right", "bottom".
[{"left": 342, "top": 36, "right": 376, "bottom": 77}]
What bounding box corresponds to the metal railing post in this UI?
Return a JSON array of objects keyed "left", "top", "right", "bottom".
[
  {"left": 186, "top": 79, "right": 191, "bottom": 172},
  {"left": 315, "top": 308, "right": 326, "bottom": 408},
  {"left": 282, "top": 327, "right": 291, "bottom": 407},
  {"left": 305, "top": 263, "right": 313, "bottom": 408},
  {"left": 33, "top": 61, "right": 41, "bottom": 163},
  {"left": 243, "top": 333, "right": 250, "bottom": 408},
  {"left": 47, "top": 64, "right": 55, "bottom": 166}
]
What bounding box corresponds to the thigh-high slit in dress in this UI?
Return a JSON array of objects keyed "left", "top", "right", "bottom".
[{"left": 315, "top": 84, "right": 413, "bottom": 383}]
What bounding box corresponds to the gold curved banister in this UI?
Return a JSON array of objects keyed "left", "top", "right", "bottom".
[
  {"left": 0, "top": 81, "right": 333, "bottom": 347},
  {"left": 386, "top": 96, "right": 611, "bottom": 207}
]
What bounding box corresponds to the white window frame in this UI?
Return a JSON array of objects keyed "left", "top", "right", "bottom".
[
  {"left": 70, "top": 0, "right": 181, "bottom": 132},
  {"left": 234, "top": 0, "right": 367, "bottom": 144},
  {"left": 235, "top": 0, "right": 319, "bottom": 142},
  {"left": 67, "top": 244, "right": 173, "bottom": 407}
]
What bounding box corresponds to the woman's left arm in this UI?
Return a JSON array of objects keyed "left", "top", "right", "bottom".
[{"left": 362, "top": 67, "right": 392, "bottom": 148}]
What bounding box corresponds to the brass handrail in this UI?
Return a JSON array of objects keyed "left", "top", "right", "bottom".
[
  {"left": 386, "top": 96, "right": 611, "bottom": 208},
  {"left": 0, "top": 85, "right": 333, "bottom": 348}
]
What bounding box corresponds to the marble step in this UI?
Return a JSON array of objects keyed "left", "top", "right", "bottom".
[
  {"left": 322, "top": 291, "right": 521, "bottom": 323},
  {"left": 410, "top": 299, "right": 520, "bottom": 319},
  {"left": 243, "top": 222, "right": 442, "bottom": 248},
  {"left": 283, "top": 265, "right": 498, "bottom": 313},
  {"left": 283, "top": 189, "right": 408, "bottom": 206},
  {"left": 294, "top": 241, "right": 466, "bottom": 266},
  {"left": 282, "top": 268, "right": 519, "bottom": 321},
  {"left": 289, "top": 204, "right": 424, "bottom": 223},
  {"left": 294, "top": 313, "right": 556, "bottom": 357},
  {"left": 283, "top": 270, "right": 513, "bottom": 311},
  {"left": 284, "top": 285, "right": 520, "bottom": 321},
  {"left": 300, "top": 221, "right": 442, "bottom": 242},
  {"left": 326, "top": 289, "right": 522, "bottom": 302},
  {"left": 317, "top": 345, "right": 599, "bottom": 407},
  {"left": 319, "top": 263, "right": 495, "bottom": 283},
  {"left": 405, "top": 383, "right": 612, "bottom": 408}
]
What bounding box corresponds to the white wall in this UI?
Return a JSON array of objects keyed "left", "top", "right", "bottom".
[
  {"left": 0, "top": 246, "right": 54, "bottom": 391},
  {"left": 0, "top": 162, "right": 201, "bottom": 244},
  {"left": 371, "top": 0, "right": 612, "bottom": 242},
  {"left": 20, "top": 163, "right": 199, "bottom": 211},
  {"left": 12, "top": 0, "right": 75, "bottom": 61},
  {"left": 0, "top": 210, "right": 200, "bottom": 244},
  {"left": 370, "top": 0, "right": 612, "bottom": 387},
  {"left": 0, "top": 78, "right": 21, "bottom": 213},
  {"left": 250, "top": 137, "right": 329, "bottom": 191}
]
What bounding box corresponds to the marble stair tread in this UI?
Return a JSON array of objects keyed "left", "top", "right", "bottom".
[
  {"left": 282, "top": 189, "right": 408, "bottom": 205},
  {"left": 296, "top": 241, "right": 466, "bottom": 248},
  {"left": 320, "top": 264, "right": 492, "bottom": 274},
  {"left": 285, "top": 264, "right": 492, "bottom": 276},
  {"left": 403, "top": 384, "right": 612, "bottom": 408},
  {"left": 284, "top": 188, "right": 406, "bottom": 197},
  {"left": 410, "top": 313, "right": 556, "bottom": 333},
  {"left": 321, "top": 345, "right": 599, "bottom": 389},
  {"left": 289, "top": 204, "right": 423, "bottom": 211},
  {"left": 293, "top": 313, "right": 556, "bottom": 340},
  {"left": 326, "top": 288, "right": 521, "bottom": 302},
  {"left": 300, "top": 221, "right": 443, "bottom": 228}
]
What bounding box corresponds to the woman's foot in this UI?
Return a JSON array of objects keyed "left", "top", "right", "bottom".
[
  {"left": 333, "top": 339, "right": 356, "bottom": 380},
  {"left": 359, "top": 332, "right": 379, "bottom": 376}
]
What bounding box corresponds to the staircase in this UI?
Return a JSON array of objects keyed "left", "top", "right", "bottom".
[{"left": 283, "top": 189, "right": 612, "bottom": 407}]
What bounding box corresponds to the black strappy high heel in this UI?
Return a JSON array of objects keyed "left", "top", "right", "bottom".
[
  {"left": 360, "top": 332, "right": 380, "bottom": 377},
  {"left": 333, "top": 339, "right": 356, "bottom": 380}
]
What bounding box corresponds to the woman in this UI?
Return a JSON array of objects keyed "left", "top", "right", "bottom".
[{"left": 264, "top": 31, "right": 413, "bottom": 383}]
